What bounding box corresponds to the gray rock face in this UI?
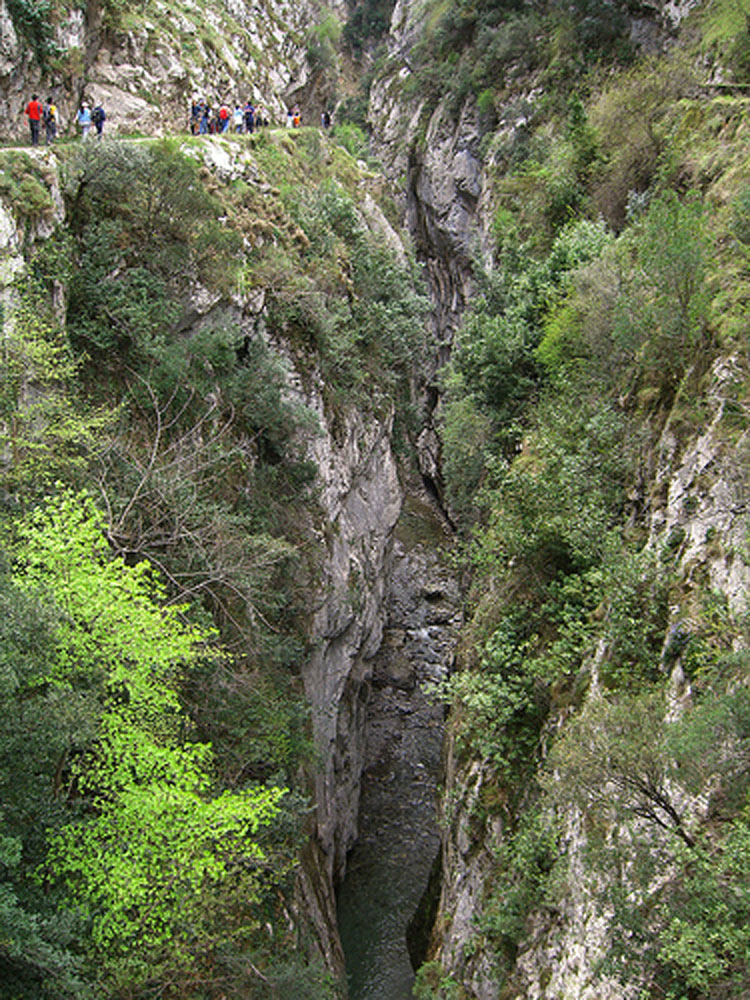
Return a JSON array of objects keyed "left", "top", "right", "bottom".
[
  {"left": 648, "top": 355, "right": 750, "bottom": 614},
  {"left": 0, "top": 0, "right": 319, "bottom": 141},
  {"left": 302, "top": 405, "right": 403, "bottom": 885},
  {"left": 336, "top": 499, "right": 461, "bottom": 999}
]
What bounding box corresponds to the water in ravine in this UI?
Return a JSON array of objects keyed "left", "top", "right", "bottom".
[{"left": 336, "top": 677, "right": 444, "bottom": 1000}]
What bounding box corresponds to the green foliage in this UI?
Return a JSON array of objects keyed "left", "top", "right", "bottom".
[
  {"left": 0, "top": 575, "right": 92, "bottom": 998},
  {"left": 64, "top": 139, "right": 242, "bottom": 360},
  {"left": 439, "top": 557, "right": 608, "bottom": 779},
  {"left": 0, "top": 155, "right": 54, "bottom": 229},
  {"left": 558, "top": 0, "right": 631, "bottom": 57},
  {"left": 5, "top": 0, "right": 59, "bottom": 68},
  {"left": 589, "top": 54, "right": 696, "bottom": 226},
  {"left": 267, "top": 180, "right": 429, "bottom": 399},
  {"left": 0, "top": 125, "right": 433, "bottom": 999},
  {"left": 98, "top": 0, "right": 144, "bottom": 31},
  {"left": 544, "top": 692, "right": 697, "bottom": 847},
  {"left": 413, "top": 960, "right": 465, "bottom": 1000},
  {"left": 599, "top": 549, "right": 669, "bottom": 690},
  {"left": 615, "top": 191, "right": 710, "bottom": 397},
  {"left": 409, "top": 8, "right": 540, "bottom": 115},
  {"left": 8, "top": 490, "right": 286, "bottom": 997},
  {"left": 343, "top": 0, "right": 395, "bottom": 54},
  {"left": 405, "top": 0, "right": 634, "bottom": 119},
  {"left": 439, "top": 370, "right": 493, "bottom": 521},
  {"left": 480, "top": 807, "right": 559, "bottom": 975},
  {"left": 332, "top": 122, "right": 371, "bottom": 161},
  {"left": 550, "top": 684, "right": 750, "bottom": 997},
  {"left": 307, "top": 11, "right": 342, "bottom": 71},
  {"left": 703, "top": 0, "right": 750, "bottom": 84},
  {"left": 442, "top": 216, "right": 613, "bottom": 495},
  {"left": 730, "top": 183, "right": 750, "bottom": 247},
  {"left": 474, "top": 393, "right": 631, "bottom": 583},
  {"left": 437, "top": 610, "right": 549, "bottom": 777},
  {"left": 97, "top": 331, "right": 311, "bottom": 679},
  {"left": 0, "top": 290, "right": 110, "bottom": 499},
  {"left": 644, "top": 820, "right": 750, "bottom": 997}
]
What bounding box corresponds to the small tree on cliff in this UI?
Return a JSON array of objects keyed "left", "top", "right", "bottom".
[{"left": 11, "top": 490, "right": 285, "bottom": 996}]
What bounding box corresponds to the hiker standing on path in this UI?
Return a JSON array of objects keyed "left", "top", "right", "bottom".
[
  {"left": 190, "top": 99, "right": 201, "bottom": 134},
  {"left": 25, "top": 94, "right": 43, "bottom": 145},
  {"left": 199, "top": 101, "right": 210, "bottom": 134},
  {"left": 92, "top": 103, "right": 106, "bottom": 138},
  {"left": 244, "top": 101, "right": 255, "bottom": 133},
  {"left": 43, "top": 97, "right": 57, "bottom": 144},
  {"left": 77, "top": 102, "right": 92, "bottom": 138}
]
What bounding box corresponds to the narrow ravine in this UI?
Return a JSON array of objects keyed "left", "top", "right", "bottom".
[{"left": 336, "top": 498, "right": 460, "bottom": 999}]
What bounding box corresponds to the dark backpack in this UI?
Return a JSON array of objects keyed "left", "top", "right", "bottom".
[
  {"left": 43, "top": 105, "right": 55, "bottom": 124},
  {"left": 92, "top": 106, "right": 105, "bottom": 124}
]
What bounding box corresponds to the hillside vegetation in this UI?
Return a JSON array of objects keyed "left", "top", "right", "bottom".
[
  {"left": 0, "top": 128, "right": 426, "bottom": 999},
  {"left": 388, "top": 0, "right": 750, "bottom": 996}
]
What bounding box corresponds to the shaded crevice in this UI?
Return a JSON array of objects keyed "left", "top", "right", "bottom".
[
  {"left": 406, "top": 846, "right": 443, "bottom": 970},
  {"left": 336, "top": 522, "right": 461, "bottom": 999}
]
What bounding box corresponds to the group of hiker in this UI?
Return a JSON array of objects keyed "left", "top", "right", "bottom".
[
  {"left": 24, "top": 94, "right": 106, "bottom": 145},
  {"left": 76, "top": 101, "right": 107, "bottom": 139},
  {"left": 24, "top": 92, "right": 331, "bottom": 146},
  {"left": 188, "top": 99, "right": 332, "bottom": 135},
  {"left": 190, "top": 98, "right": 271, "bottom": 135}
]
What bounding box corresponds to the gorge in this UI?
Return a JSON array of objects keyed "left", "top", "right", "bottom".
[{"left": 3, "top": 0, "right": 750, "bottom": 998}]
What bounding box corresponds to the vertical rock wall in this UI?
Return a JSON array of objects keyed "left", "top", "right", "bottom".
[{"left": 336, "top": 500, "right": 461, "bottom": 999}]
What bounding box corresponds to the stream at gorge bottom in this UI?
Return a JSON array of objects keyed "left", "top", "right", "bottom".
[
  {"left": 336, "top": 529, "right": 459, "bottom": 1000},
  {"left": 336, "top": 678, "right": 443, "bottom": 999}
]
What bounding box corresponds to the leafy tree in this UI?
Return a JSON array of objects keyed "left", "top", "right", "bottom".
[
  {"left": 543, "top": 682, "right": 750, "bottom": 996},
  {"left": 0, "top": 292, "right": 109, "bottom": 499},
  {"left": 642, "top": 820, "right": 750, "bottom": 998},
  {"left": 437, "top": 609, "right": 548, "bottom": 778},
  {"left": 10, "top": 491, "right": 286, "bottom": 997},
  {"left": 611, "top": 191, "right": 711, "bottom": 404},
  {"left": 598, "top": 548, "right": 670, "bottom": 690},
  {"left": 64, "top": 140, "right": 242, "bottom": 360},
  {"left": 442, "top": 217, "right": 614, "bottom": 502},
  {"left": 545, "top": 692, "right": 698, "bottom": 847},
  {"left": 589, "top": 55, "right": 697, "bottom": 225},
  {"left": 0, "top": 575, "right": 92, "bottom": 999}
]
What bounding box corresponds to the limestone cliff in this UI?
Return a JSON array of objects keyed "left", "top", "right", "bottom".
[
  {"left": 0, "top": 0, "right": 344, "bottom": 140},
  {"left": 359, "top": 0, "right": 750, "bottom": 997},
  {"left": 0, "top": 132, "right": 422, "bottom": 986}
]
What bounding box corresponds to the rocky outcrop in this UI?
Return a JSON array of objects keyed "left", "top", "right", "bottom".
[
  {"left": 0, "top": 0, "right": 343, "bottom": 140},
  {"left": 648, "top": 355, "right": 750, "bottom": 615}
]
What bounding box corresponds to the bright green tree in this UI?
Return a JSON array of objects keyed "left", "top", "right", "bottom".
[{"left": 11, "top": 491, "right": 286, "bottom": 996}]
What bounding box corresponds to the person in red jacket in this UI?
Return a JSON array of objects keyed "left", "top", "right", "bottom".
[{"left": 25, "top": 94, "right": 42, "bottom": 146}]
